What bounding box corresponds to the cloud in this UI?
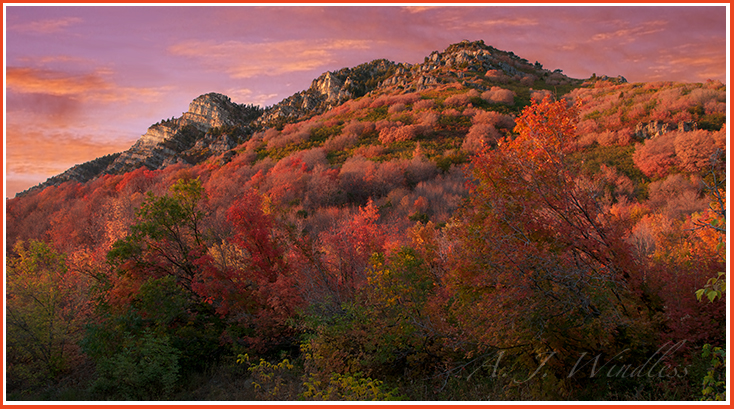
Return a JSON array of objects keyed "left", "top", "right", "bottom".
[
  {"left": 473, "top": 17, "right": 539, "bottom": 28},
  {"left": 12, "top": 16, "right": 82, "bottom": 34},
  {"left": 17, "top": 54, "right": 90, "bottom": 66},
  {"left": 6, "top": 66, "right": 168, "bottom": 104},
  {"left": 402, "top": 6, "right": 439, "bottom": 14},
  {"left": 649, "top": 50, "right": 726, "bottom": 82},
  {"left": 5, "top": 123, "right": 138, "bottom": 195},
  {"left": 590, "top": 20, "right": 668, "bottom": 43},
  {"left": 6, "top": 66, "right": 111, "bottom": 97},
  {"left": 168, "top": 38, "right": 375, "bottom": 79},
  {"left": 5, "top": 123, "right": 134, "bottom": 178},
  {"left": 223, "top": 88, "right": 279, "bottom": 107}
]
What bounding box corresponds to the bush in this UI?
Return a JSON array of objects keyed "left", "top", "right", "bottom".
[
  {"left": 301, "top": 372, "right": 403, "bottom": 401},
  {"left": 89, "top": 330, "right": 180, "bottom": 400}
]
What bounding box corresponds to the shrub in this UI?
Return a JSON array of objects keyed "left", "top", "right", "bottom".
[
  {"left": 480, "top": 86, "right": 515, "bottom": 105},
  {"left": 387, "top": 102, "right": 407, "bottom": 114},
  {"left": 413, "top": 98, "right": 436, "bottom": 111},
  {"left": 89, "top": 331, "right": 180, "bottom": 400},
  {"left": 301, "top": 372, "right": 403, "bottom": 401},
  {"left": 632, "top": 133, "right": 677, "bottom": 178},
  {"left": 674, "top": 129, "right": 724, "bottom": 173},
  {"left": 443, "top": 93, "right": 472, "bottom": 108},
  {"left": 530, "top": 89, "right": 552, "bottom": 102},
  {"left": 238, "top": 354, "right": 300, "bottom": 400},
  {"left": 462, "top": 123, "right": 502, "bottom": 153}
]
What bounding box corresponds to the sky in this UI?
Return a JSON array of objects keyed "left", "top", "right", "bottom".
[{"left": 3, "top": 4, "right": 729, "bottom": 198}]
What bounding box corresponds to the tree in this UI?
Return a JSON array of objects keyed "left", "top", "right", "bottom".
[
  {"left": 6, "top": 240, "right": 91, "bottom": 390},
  {"left": 87, "top": 177, "right": 225, "bottom": 376},
  {"left": 632, "top": 133, "right": 677, "bottom": 178},
  {"left": 448, "top": 96, "right": 654, "bottom": 393},
  {"left": 194, "top": 188, "right": 303, "bottom": 351},
  {"left": 106, "top": 177, "right": 208, "bottom": 306}
]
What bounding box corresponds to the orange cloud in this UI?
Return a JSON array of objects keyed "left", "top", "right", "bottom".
[
  {"left": 402, "top": 6, "right": 439, "bottom": 14},
  {"left": 6, "top": 66, "right": 168, "bottom": 104},
  {"left": 6, "top": 67, "right": 111, "bottom": 96},
  {"left": 168, "top": 39, "right": 376, "bottom": 78},
  {"left": 5, "top": 123, "right": 138, "bottom": 196}
]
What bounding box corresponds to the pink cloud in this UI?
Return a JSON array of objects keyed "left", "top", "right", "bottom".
[
  {"left": 168, "top": 38, "right": 377, "bottom": 79},
  {"left": 591, "top": 20, "right": 668, "bottom": 43},
  {"left": 11, "top": 16, "right": 82, "bottom": 33}
]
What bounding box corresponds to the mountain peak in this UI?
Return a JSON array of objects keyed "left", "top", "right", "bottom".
[{"left": 18, "top": 41, "right": 588, "bottom": 197}]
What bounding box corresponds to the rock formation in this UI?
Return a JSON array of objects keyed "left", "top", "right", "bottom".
[{"left": 634, "top": 120, "right": 698, "bottom": 139}]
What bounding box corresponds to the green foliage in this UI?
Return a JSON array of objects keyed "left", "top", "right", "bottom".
[
  {"left": 236, "top": 352, "right": 403, "bottom": 401},
  {"left": 6, "top": 240, "right": 89, "bottom": 390},
  {"left": 437, "top": 112, "right": 471, "bottom": 129},
  {"left": 697, "top": 112, "right": 726, "bottom": 131},
  {"left": 89, "top": 330, "right": 180, "bottom": 400},
  {"left": 584, "top": 110, "right": 602, "bottom": 121},
  {"left": 435, "top": 150, "right": 468, "bottom": 172},
  {"left": 299, "top": 247, "right": 444, "bottom": 392},
  {"left": 310, "top": 123, "right": 344, "bottom": 142},
  {"left": 238, "top": 354, "right": 300, "bottom": 400},
  {"left": 408, "top": 212, "right": 430, "bottom": 224},
  {"left": 262, "top": 125, "right": 344, "bottom": 161},
  {"left": 364, "top": 105, "right": 389, "bottom": 121},
  {"left": 695, "top": 272, "right": 726, "bottom": 303},
  {"left": 700, "top": 344, "right": 726, "bottom": 401},
  {"left": 572, "top": 143, "right": 649, "bottom": 197},
  {"left": 107, "top": 177, "right": 206, "bottom": 290},
  {"left": 301, "top": 372, "right": 403, "bottom": 401},
  {"left": 86, "top": 177, "right": 226, "bottom": 396}
]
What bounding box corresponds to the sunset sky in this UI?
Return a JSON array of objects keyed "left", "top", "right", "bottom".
[{"left": 4, "top": 4, "right": 728, "bottom": 197}]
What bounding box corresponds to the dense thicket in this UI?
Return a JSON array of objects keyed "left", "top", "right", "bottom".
[{"left": 5, "top": 78, "right": 726, "bottom": 401}]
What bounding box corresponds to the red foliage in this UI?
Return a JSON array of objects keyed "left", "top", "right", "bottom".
[
  {"left": 443, "top": 92, "right": 472, "bottom": 107},
  {"left": 195, "top": 189, "right": 302, "bottom": 350},
  {"left": 647, "top": 174, "right": 708, "bottom": 219},
  {"left": 673, "top": 129, "right": 724, "bottom": 173},
  {"left": 462, "top": 123, "right": 502, "bottom": 153},
  {"left": 412, "top": 98, "right": 435, "bottom": 111},
  {"left": 378, "top": 123, "right": 421, "bottom": 144},
  {"left": 636, "top": 214, "right": 726, "bottom": 348},
  {"left": 633, "top": 133, "right": 678, "bottom": 178},
  {"left": 315, "top": 200, "right": 387, "bottom": 306},
  {"left": 450, "top": 97, "right": 650, "bottom": 360}
]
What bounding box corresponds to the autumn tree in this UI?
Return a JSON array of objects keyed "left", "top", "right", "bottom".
[
  {"left": 6, "top": 240, "right": 92, "bottom": 391},
  {"left": 194, "top": 188, "right": 303, "bottom": 351},
  {"left": 106, "top": 177, "right": 208, "bottom": 303},
  {"left": 86, "top": 177, "right": 224, "bottom": 376},
  {"left": 448, "top": 96, "right": 654, "bottom": 394},
  {"left": 297, "top": 200, "right": 388, "bottom": 315}
]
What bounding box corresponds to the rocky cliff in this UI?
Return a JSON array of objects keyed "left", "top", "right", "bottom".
[
  {"left": 378, "top": 40, "right": 584, "bottom": 92},
  {"left": 20, "top": 93, "right": 263, "bottom": 195},
  {"left": 256, "top": 59, "right": 399, "bottom": 126}
]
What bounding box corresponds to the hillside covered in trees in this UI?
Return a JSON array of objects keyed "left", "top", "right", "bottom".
[{"left": 4, "top": 41, "right": 727, "bottom": 401}]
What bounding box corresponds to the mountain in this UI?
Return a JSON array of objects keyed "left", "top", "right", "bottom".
[
  {"left": 6, "top": 39, "right": 727, "bottom": 401},
  {"left": 17, "top": 40, "right": 590, "bottom": 196}
]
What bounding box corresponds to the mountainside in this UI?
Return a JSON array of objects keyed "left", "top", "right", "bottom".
[
  {"left": 5, "top": 39, "right": 727, "bottom": 401},
  {"left": 19, "top": 40, "right": 588, "bottom": 196}
]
